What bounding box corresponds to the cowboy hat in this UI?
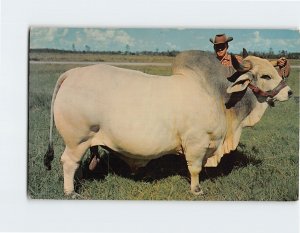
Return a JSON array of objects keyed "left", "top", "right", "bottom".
[{"left": 209, "top": 34, "right": 233, "bottom": 44}]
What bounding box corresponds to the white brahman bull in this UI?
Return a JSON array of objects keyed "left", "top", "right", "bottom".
[{"left": 44, "top": 50, "right": 292, "bottom": 196}]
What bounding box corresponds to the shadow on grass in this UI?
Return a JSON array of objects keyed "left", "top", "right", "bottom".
[{"left": 77, "top": 145, "right": 262, "bottom": 191}]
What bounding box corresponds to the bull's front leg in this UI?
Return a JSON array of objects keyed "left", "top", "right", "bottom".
[
  {"left": 187, "top": 159, "right": 204, "bottom": 195},
  {"left": 185, "top": 142, "right": 207, "bottom": 195}
]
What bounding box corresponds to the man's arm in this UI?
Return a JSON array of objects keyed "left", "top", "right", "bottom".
[{"left": 270, "top": 57, "right": 291, "bottom": 78}]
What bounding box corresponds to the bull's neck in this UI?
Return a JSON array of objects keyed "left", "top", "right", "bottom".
[
  {"left": 240, "top": 101, "right": 269, "bottom": 127},
  {"left": 226, "top": 95, "right": 269, "bottom": 128},
  {"left": 222, "top": 93, "right": 268, "bottom": 154}
]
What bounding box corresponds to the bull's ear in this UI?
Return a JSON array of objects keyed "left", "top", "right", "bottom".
[
  {"left": 227, "top": 72, "right": 253, "bottom": 93},
  {"left": 231, "top": 54, "right": 252, "bottom": 72}
]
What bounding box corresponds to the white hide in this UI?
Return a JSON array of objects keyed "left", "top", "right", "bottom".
[{"left": 48, "top": 52, "right": 292, "bottom": 195}]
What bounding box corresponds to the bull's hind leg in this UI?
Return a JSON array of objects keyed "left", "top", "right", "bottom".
[{"left": 60, "top": 145, "right": 88, "bottom": 195}]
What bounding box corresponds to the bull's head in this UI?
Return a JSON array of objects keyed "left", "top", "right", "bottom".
[{"left": 227, "top": 49, "right": 293, "bottom": 104}]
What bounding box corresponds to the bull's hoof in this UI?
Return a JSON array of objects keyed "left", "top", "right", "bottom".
[
  {"left": 191, "top": 185, "right": 204, "bottom": 195},
  {"left": 65, "top": 191, "right": 82, "bottom": 199}
]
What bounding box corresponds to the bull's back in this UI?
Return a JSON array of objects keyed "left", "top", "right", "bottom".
[{"left": 54, "top": 64, "right": 183, "bottom": 122}]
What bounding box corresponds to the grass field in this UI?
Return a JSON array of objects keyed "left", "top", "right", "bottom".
[
  {"left": 28, "top": 55, "right": 299, "bottom": 200},
  {"left": 29, "top": 51, "right": 300, "bottom": 66},
  {"left": 29, "top": 51, "right": 175, "bottom": 63}
]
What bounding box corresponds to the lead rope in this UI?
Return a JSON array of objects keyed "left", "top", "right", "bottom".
[{"left": 281, "top": 65, "right": 287, "bottom": 81}]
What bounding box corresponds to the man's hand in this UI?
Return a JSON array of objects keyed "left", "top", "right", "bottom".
[{"left": 277, "top": 57, "right": 287, "bottom": 67}]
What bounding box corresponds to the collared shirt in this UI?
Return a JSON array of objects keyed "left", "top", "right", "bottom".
[
  {"left": 219, "top": 53, "right": 243, "bottom": 67},
  {"left": 218, "top": 53, "right": 243, "bottom": 78}
]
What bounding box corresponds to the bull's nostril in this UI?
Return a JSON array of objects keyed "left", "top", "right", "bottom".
[{"left": 288, "top": 90, "right": 293, "bottom": 97}]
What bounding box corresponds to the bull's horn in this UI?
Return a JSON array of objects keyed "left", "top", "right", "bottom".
[
  {"left": 231, "top": 54, "right": 252, "bottom": 72},
  {"left": 242, "top": 48, "right": 249, "bottom": 58}
]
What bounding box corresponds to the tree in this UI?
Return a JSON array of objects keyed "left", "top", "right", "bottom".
[
  {"left": 85, "top": 45, "right": 91, "bottom": 52},
  {"left": 279, "top": 50, "right": 287, "bottom": 57},
  {"left": 268, "top": 47, "right": 274, "bottom": 58},
  {"left": 125, "top": 44, "right": 130, "bottom": 54}
]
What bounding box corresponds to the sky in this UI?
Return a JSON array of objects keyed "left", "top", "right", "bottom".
[{"left": 30, "top": 28, "right": 300, "bottom": 54}]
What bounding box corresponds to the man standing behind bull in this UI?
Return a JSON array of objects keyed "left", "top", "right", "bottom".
[{"left": 210, "top": 33, "right": 290, "bottom": 79}]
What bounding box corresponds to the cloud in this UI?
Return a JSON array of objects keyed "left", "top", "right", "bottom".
[
  {"left": 62, "top": 29, "right": 69, "bottom": 37},
  {"left": 82, "top": 29, "right": 135, "bottom": 50},
  {"left": 30, "top": 28, "right": 70, "bottom": 48},
  {"left": 166, "top": 42, "right": 178, "bottom": 50},
  {"left": 252, "top": 31, "right": 272, "bottom": 49},
  {"left": 31, "top": 28, "right": 57, "bottom": 42},
  {"left": 30, "top": 28, "right": 135, "bottom": 50},
  {"left": 253, "top": 31, "right": 260, "bottom": 43},
  {"left": 29, "top": 28, "right": 300, "bottom": 53},
  {"left": 231, "top": 31, "right": 293, "bottom": 53},
  {"left": 114, "top": 30, "right": 135, "bottom": 46},
  {"left": 30, "top": 28, "right": 57, "bottom": 48},
  {"left": 83, "top": 29, "right": 107, "bottom": 43}
]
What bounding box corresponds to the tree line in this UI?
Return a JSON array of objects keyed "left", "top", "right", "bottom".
[
  {"left": 30, "top": 48, "right": 300, "bottom": 59},
  {"left": 240, "top": 49, "right": 300, "bottom": 59}
]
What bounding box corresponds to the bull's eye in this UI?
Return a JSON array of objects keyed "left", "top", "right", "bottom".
[{"left": 261, "top": 75, "right": 271, "bottom": 80}]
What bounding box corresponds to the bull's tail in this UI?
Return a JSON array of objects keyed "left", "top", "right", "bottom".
[
  {"left": 44, "top": 72, "right": 68, "bottom": 170},
  {"left": 44, "top": 144, "right": 54, "bottom": 170}
]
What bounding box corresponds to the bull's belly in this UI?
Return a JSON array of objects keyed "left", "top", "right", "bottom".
[{"left": 91, "top": 128, "right": 182, "bottom": 160}]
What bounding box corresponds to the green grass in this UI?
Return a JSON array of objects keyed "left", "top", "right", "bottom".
[
  {"left": 28, "top": 62, "right": 299, "bottom": 200},
  {"left": 289, "top": 59, "right": 300, "bottom": 66}
]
